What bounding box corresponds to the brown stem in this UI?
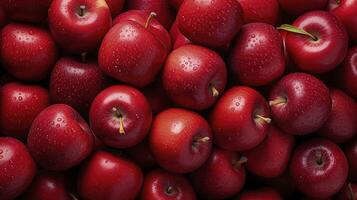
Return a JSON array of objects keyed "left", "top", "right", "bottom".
[
  {"left": 348, "top": 183, "right": 355, "bottom": 200},
  {"left": 233, "top": 156, "right": 247, "bottom": 168},
  {"left": 315, "top": 150, "right": 323, "bottom": 165},
  {"left": 269, "top": 97, "right": 287, "bottom": 106},
  {"left": 195, "top": 136, "right": 210, "bottom": 143},
  {"left": 336, "top": 0, "right": 341, "bottom": 4},
  {"left": 112, "top": 107, "right": 125, "bottom": 135},
  {"left": 165, "top": 185, "right": 178, "bottom": 196},
  {"left": 78, "top": 5, "right": 86, "bottom": 17},
  {"left": 145, "top": 12, "right": 157, "bottom": 28},
  {"left": 255, "top": 115, "right": 272, "bottom": 124},
  {"left": 210, "top": 84, "right": 219, "bottom": 97}
]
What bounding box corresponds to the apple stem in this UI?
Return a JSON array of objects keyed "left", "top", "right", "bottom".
[
  {"left": 315, "top": 150, "right": 323, "bottom": 165},
  {"left": 112, "top": 107, "right": 125, "bottom": 135},
  {"left": 144, "top": 12, "right": 157, "bottom": 28},
  {"left": 269, "top": 97, "right": 287, "bottom": 106},
  {"left": 79, "top": 5, "right": 86, "bottom": 17},
  {"left": 255, "top": 115, "right": 272, "bottom": 124},
  {"left": 196, "top": 136, "right": 210, "bottom": 143},
  {"left": 348, "top": 182, "right": 355, "bottom": 200},
  {"left": 165, "top": 186, "right": 178, "bottom": 196},
  {"left": 81, "top": 52, "right": 87, "bottom": 63},
  {"left": 234, "top": 156, "right": 248, "bottom": 168},
  {"left": 277, "top": 24, "right": 318, "bottom": 41},
  {"left": 210, "top": 84, "right": 220, "bottom": 97},
  {"left": 336, "top": 0, "right": 340, "bottom": 4}
]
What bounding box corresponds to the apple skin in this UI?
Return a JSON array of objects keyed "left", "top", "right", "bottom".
[
  {"left": 22, "top": 171, "right": 73, "bottom": 200},
  {"left": 142, "top": 80, "right": 172, "bottom": 115},
  {"left": 99, "top": 20, "right": 167, "bottom": 88},
  {"left": 0, "top": 137, "right": 36, "bottom": 200},
  {"left": 48, "top": 0, "right": 112, "bottom": 54},
  {"left": 337, "top": 46, "right": 357, "bottom": 100},
  {"left": 105, "top": 0, "right": 125, "bottom": 17},
  {"left": 237, "top": 0, "right": 280, "bottom": 25},
  {"left": 169, "top": 20, "right": 192, "bottom": 50},
  {"left": 177, "top": 0, "right": 244, "bottom": 47},
  {"left": 126, "top": 0, "right": 175, "bottom": 30},
  {"left": 0, "top": 23, "right": 58, "bottom": 81},
  {"left": 278, "top": 0, "right": 328, "bottom": 16},
  {"left": 289, "top": 139, "right": 348, "bottom": 199},
  {"left": 235, "top": 188, "right": 283, "bottom": 200},
  {"left": 77, "top": 150, "right": 143, "bottom": 200},
  {"left": 345, "top": 138, "right": 357, "bottom": 181},
  {"left": 190, "top": 148, "right": 246, "bottom": 200},
  {"left": 149, "top": 108, "right": 212, "bottom": 173},
  {"left": 27, "top": 104, "right": 94, "bottom": 171},
  {"left": 90, "top": 85, "right": 152, "bottom": 148},
  {"left": 243, "top": 125, "right": 295, "bottom": 178},
  {"left": 2, "top": 0, "right": 51, "bottom": 23},
  {"left": 336, "top": 182, "right": 357, "bottom": 200},
  {"left": 328, "top": 0, "right": 357, "bottom": 42},
  {"left": 0, "top": 82, "right": 50, "bottom": 140},
  {"left": 230, "top": 23, "right": 285, "bottom": 86},
  {"left": 168, "top": 0, "right": 184, "bottom": 10},
  {"left": 50, "top": 56, "right": 109, "bottom": 115},
  {"left": 269, "top": 73, "right": 331, "bottom": 135},
  {"left": 0, "top": 6, "right": 7, "bottom": 28},
  {"left": 210, "top": 86, "right": 271, "bottom": 151},
  {"left": 140, "top": 169, "right": 196, "bottom": 200},
  {"left": 162, "top": 45, "right": 227, "bottom": 110},
  {"left": 318, "top": 88, "right": 357, "bottom": 144},
  {"left": 284, "top": 11, "right": 348, "bottom": 74},
  {"left": 126, "top": 140, "right": 157, "bottom": 170}
]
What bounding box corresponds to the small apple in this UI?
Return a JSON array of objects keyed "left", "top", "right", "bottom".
[{"left": 142, "top": 80, "right": 172, "bottom": 115}]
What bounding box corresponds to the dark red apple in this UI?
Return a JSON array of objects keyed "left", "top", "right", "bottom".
[
  {"left": 90, "top": 85, "right": 152, "bottom": 148},
  {"left": 336, "top": 182, "right": 357, "bottom": 200},
  {"left": 50, "top": 56, "right": 109, "bottom": 115},
  {"left": 142, "top": 80, "right": 172, "bottom": 115},
  {"left": 278, "top": 0, "right": 328, "bottom": 16},
  {"left": 169, "top": 20, "right": 192, "bottom": 50},
  {"left": 126, "top": 0, "right": 174, "bottom": 29},
  {"left": 345, "top": 138, "right": 357, "bottom": 181},
  {"left": 22, "top": 171, "right": 74, "bottom": 200},
  {"left": 281, "top": 11, "right": 348, "bottom": 73},
  {"left": 177, "top": 0, "right": 244, "bottom": 47},
  {"left": 48, "top": 0, "right": 112, "bottom": 54},
  {"left": 210, "top": 86, "right": 271, "bottom": 151},
  {"left": 289, "top": 139, "right": 348, "bottom": 199},
  {"left": 77, "top": 150, "right": 143, "bottom": 200},
  {"left": 328, "top": 0, "right": 357, "bottom": 42},
  {"left": 236, "top": 188, "right": 283, "bottom": 200},
  {"left": 2, "top": 0, "right": 51, "bottom": 23},
  {"left": 99, "top": 16, "right": 167, "bottom": 87},
  {"left": 0, "top": 6, "right": 7, "bottom": 28},
  {"left": 318, "top": 88, "right": 357, "bottom": 143},
  {"left": 141, "top": 169, "right": 196, "bottom": 200},
  {"left": 149, "top": 108, "right": 212, "bottom": 173},
  {"left": 230, "top": 23, "right": 285, "bottom": 86},
  {"left": 105, "top": 0, "right": 125, "bottom": 17},
  {"left": 269, "top": 73, "right": 331, "bottom": 135},
  {"left": 337, "top": 46, "right": 357, "bottom": 100},
  {"left": 162, "top": 45, "right": 227, "bottom": 110},
  {"left": 126, "top": 140, "right": 156, "bottom": 170},
  {"left": 237, "top": 0, "right": 280, "bottom": 25},
  {"left": 27, "top": 104, "right": 94, "bottom": 171},
  {"left": 168, "top": 0, "right": 184, "bottom": 10},
  {"left": 0, "top": 137, "right": 36, "bottom": 200},
  {"left": 0, "top": 23, "right": 58, "bottom": 81},
  {"left": 243, "top": 125, "right": 295, "bottom": 178},
  {"left": 190, "top": 148, "right": 246, "bottom": 200},
  {"left": 0, "top": 82, "right": 49, "bottom": 140}
]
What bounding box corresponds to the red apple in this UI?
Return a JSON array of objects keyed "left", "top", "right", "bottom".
[
  {"left": 230, "top": 23, "right": 285, "bottom": 86},
  {"left": 0, "top": 137, "right": 36, "bottom": 200},
  {"left": 177, "top": 0, "right": 244, "bottom": 47},
  {"left": 50, "top": 56, "right": 109, "bottom": 115},
  {"left": 126, "top": 140, "right": 157, "bottom": 170},
  {"left": 259, "top": 173, "right": 297, "bottom": 199},
  {"left": 149, "top": 108, "right": 212, "bottom": 173},
  {"left": 289, "top": 139, "right": 348, "bottom": 199},
  {"left": 210, "top": 86, "right": 271, "bottom": 151},
  {"left": 99, "top": 16, "right": 167, "bottom": 87},
  {"left": 345, "top": 138, "right": 357, "bottom": 181},
  {"left": 336, "top": 182, "right": 357, "bottom": 200},
  {"left": 126, "top": 0, "right": 175, "bottom": 29},
  {"left": 190, "top": 148, "right": 246, "bottom": 200},
  {"left": 0, "top": 6, "right": 7, "bottom": 28},
  {"left": 243, "top": 125, "right": 295, "bottom": 178},
  {"left": 328, "top": 0, "right": 357, "bottom": 42},
  {"left": 278, "top": 0, "right": 328, "bottom": 16},
  {"left": 281, "top": 11, "right": 348, "bottom": 73},
  {"left": 105, "top": 0, "right": 125, "bottom": 17},
  {"left": 0, "top": 82, "right": 49, "bottom": 140},
  {"left": 27, "top": 104, "right": 94, "bottom": 171},
  {"left": 269, "top": 73, "right": 331, "bottom": 135},
  {"left": 0, "top": 23, "right": 58, "bottom": 81},
  {"left": 318, "top": 88, "right": 357, "bottom": 143},
  {"left": 236, "top": 188, "right": 283, "bottom": 200},
  {"left": 2, "top": 0, "right": 51, "bottom": 23},
  {"left": 168, "top": 0, "right": 184, "bottom": 10},
  {"left": 237, "top": 0, "right": 280, "bottom": 25},
  {"left": 169, "top": 20, "right": 192, "bottom": 50},
  {"left": 48, "top": 0, "right": 112, "bottom": 54},
  {"left": 336, "top": 46, "right": 357, "bottom": 100},
  {"left": 77, "top": 150, "right": 143, "bottom": 200},
  {"left": 90, "top": 85, "right": 152, "bottom": 148},
  {"left": 141, "top": 169, "right": 196, "bottom": 200},
  {"left": 162, "top": 45, "right": 227, "bottom": 110},
  {"left": 142, "top": 80, "right": 172, "bottom": 115}
]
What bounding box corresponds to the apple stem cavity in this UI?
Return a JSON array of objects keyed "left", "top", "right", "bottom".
[
  {"left": 254, "top": 115, "right": 272, "bottom": 124},
  {"left": 233, "top": 156, "right": 248, "bottom": 168},
  {"left": 78, "top": 5, "right": 86, "bottom": 17},
  {"left": 269, "top": 97, "right": 287, "bottom": 106},
  {"left": 210, "top": 84, "right": 220, "bottom": 97},
  {"left": 277, "top": 24, "right": 318, "bottom": 41},
  {"left": 315, "top": 150, "right": 323, "bottom": 165},
  {"left": 165, "top": 185, "right": 178, "bottom": 196},
  {"left": 144, "top": 12, "right": 157, "bottom": 28},
  {"left": 112, "top": 107, "right": 125, "bottom": 135}
]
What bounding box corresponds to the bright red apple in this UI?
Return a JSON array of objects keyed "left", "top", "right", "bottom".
[
  {"left": 345, "top": 138, "right": 357, "bottom": 181},
  {"left": 0, "top": 23, "right": 58, "bottom": 81},
  {"left": 2, "top": 0, "right": 51, "bottom": 23},
  {"left": 337, "top": 46, "right": 357, "bottom": 100},
  {"left": 210, "top": 86, "right": 271, "bottom": 151},
  {"left": 237, "top": 0, "right": 280, "bottom": 25},
  {"left": 236, "top": 188, "right": 283, "bottom": 200},
  {"left": 278, "top": 0, "right": 328, "bottom": 16},
  {"left": 48, "top": 0, "right": 112, "bottom": 54},
  {"left": 27, "top": 104, "right": 94, "bottom": 171},
  {"left": 149, "top": 108, "right": 212, "bottom": 173}
]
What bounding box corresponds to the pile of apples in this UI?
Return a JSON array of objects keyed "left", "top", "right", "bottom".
[{"left": 0, "top": 0, "right": 356, "bottom": 199}]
